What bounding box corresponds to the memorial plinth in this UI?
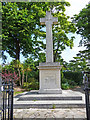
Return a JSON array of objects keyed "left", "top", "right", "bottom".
[
  {"left": 38, "top": 11, "right": 62, "bottom": 94},
  {"left": 38, "top": 62, "right": 62, "bottom": 94}
]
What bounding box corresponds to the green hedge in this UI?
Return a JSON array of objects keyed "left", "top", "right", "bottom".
[{"left": 63, "top": 71, "right": 83, "bottom": 85}]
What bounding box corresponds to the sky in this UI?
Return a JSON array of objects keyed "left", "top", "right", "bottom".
[
  {"left": 61, "top": 0, "right": 89, "bottom": 62},
  {"left": 1, "top": 0, "right": 89, "bottom": 64}
]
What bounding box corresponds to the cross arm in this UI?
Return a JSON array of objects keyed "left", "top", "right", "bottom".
[
  {"left": 53, "top": 17, "right": 58, "bottom": 24},
  {"left": 40, "top": 18, "right": 45, "bottom": 25}
]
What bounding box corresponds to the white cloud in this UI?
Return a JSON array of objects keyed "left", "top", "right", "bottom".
[
  {"left": 72, "top": 46, "right": 85, "bottom": 52},
  {"left": 65, "top": 0, "right": 89, "bottom": 17},
  {"left": 61, "top": 45, "right": 85, "bottom": 62}
]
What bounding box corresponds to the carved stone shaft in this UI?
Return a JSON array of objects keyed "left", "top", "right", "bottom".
[{"left": 40, "top": 11, "right": 58, "bottom": 62}]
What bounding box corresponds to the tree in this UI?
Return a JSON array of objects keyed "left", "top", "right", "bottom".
[
  {"left": 23, "top": 57, "right": 38, "bottom": 81},
  {"left": 23, "top": 62, "right": 32, "bottom": 83},
  {"left": 2, "top": 59, "right": 32, "bottom": 86},
  {"left": 21, "top": 66, "right": 24, "bottom": 86},
  {"left": 74, "top": 3, "right": 90, "bottom": 45},
  {"left": 68, "top": 51, "right": 88, "bottom": 72},
  {"left": 76, "top": 50, "right": 89, "bottom": 70},
  {"left": 10, "top": 60, "right": 23, "bottom": 86},
  {"left": 2, "top": 2, "right": 76, "bottom": 62},
  {"left": 1, "top": 70, "right": 19, "bottom": 83},
  {"left": 2, "top": 2, "right": 36, "bottom": 60},
  {"left": 73, "top": 3, "right": 90, "bottom": 64}
]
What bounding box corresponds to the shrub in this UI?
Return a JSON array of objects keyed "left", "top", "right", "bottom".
[
  {"left": 61, "top": 83, "right": 70, "bottom": 89},
  {"left": 63, "top": 71, "right": 83, "bottom": 85},
  {"left": 0, "top": 70, "right": 19, "bottom": 84},
  {"left": 68, "top": 80, "right": 77, "bottom": 86},
  {"left": 30, "top": 78, "right": 39, "bottom": 90},
  {"left": 61, "top": 77, "right": 78, "bottom": 89},
  {"left": 22, "top": 78, "right": 39, "bottom": 91}
]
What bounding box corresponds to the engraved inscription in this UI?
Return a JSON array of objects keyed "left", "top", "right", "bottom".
[{"left": 44, "top": 75, "right": 57, "bottom": 89}]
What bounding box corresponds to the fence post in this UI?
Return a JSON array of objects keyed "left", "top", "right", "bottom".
[
  {"left": 85, "top": 88, "right": 90, "bottom": 120},
  {"left": 84, "top": 71, "right": 90, "bottom": 120},
  {"left": 10, "top": 80, "right": 13, "bottom": 120}
]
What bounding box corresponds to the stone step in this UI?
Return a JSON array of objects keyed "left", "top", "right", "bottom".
[
  {"left": 17, "top": 96, "right": 82, "bottom": 101},
  {"left": 13, "top": 103, "right": 85, "bottom": 109},
  {"left": 14, "top": 90, "right": 85, "bottom": 109},
  {"left": 14, "top": 99, "right": 85, "bottom": 109}
]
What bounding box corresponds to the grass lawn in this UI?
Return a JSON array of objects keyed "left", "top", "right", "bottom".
[{"left": 14, "top": 86, "right": 26, "bottom": 96}]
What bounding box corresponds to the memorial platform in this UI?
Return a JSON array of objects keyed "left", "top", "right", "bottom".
[{"left": 14, "top": 89, "right": 85, "bottom": 109}]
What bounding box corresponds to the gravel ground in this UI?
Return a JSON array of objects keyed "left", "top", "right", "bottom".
[{"left": 13, "top": 108, "right": 86, "bottom": 120}]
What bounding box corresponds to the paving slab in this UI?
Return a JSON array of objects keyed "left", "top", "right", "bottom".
[{"left": 13, "top": 108, "right": 86, "bottom": 119}]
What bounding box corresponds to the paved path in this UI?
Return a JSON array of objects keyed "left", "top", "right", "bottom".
[{"left": 13, "top": 108, "right": 86, "bottom": 119}]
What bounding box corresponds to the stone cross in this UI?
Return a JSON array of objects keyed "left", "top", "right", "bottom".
[{"left": 40, "top": 11, "right": 58, "bottom": 62}]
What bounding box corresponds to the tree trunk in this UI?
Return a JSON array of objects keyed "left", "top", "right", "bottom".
[
  {"left": 26, "top": 73, "right": 27, "bottom": 83},
  {"left": 15, "top": 39, "right": 20, "bottom": 60},
  {"left": 18, "top": 68, "right": 21, "bottom": 86},
  {"left": 54, "top": 50, "right": 58, "bottom": 62},
  {"left": 22, "top": 70, "right": 24, "bottom": 86},
  {"left": 54, "top": 40, "right": 60, "bottom": 62}
]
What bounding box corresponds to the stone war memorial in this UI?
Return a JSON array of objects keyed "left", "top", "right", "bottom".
[
  {"left": 38, "top": 11, "right": 62, "bottom": 94},
  {"left": 13, "top": 10, "right": 86, "bottom": 120}
]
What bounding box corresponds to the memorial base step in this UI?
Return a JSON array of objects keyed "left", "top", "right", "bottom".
[{"left": 14, "top": 90, "right": 85, "bottom": 109}]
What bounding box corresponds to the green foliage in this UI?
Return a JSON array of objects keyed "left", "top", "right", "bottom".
[
  {"left": 61, "top": 83, "right": 70, "bottom": 89},
  {"left": 2, "top": 64, "right": 14, "bottom": 72},
  {"left": 2, "top": 59, "right": 39, "bottom": 87},
  {"left": 22, "top": 78, "right": 39, "bottom": 91},
  {"left": 73, "top": 3, "right": 90, "bottom": 67},
  {"left": 52, "top": 104, "right": 56, "bottom": 109},
  {"left": 61, "top": 77, "right": 77, "bottom": 89},
  {"left": 68, "top": 53, "right": 88, "bottom": 72},
  {"left": 23, "top": 57, "right": 39, "bottom": 81},
  {"left": 73, "top": 3, "right": 90, "bottom": 45},
  {"left": 63, "top": 71, "right": 83, "bottom": 85},
  {"left": 2, "top": 2, "right": 76, "bottom": 63},
  {"left": 14, "top": 91, "right": 24, "bottom": 96}
]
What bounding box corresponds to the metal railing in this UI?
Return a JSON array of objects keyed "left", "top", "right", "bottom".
[
  {"left": 83, "top": 71, "right": 90, "bottom": 120},
  {"left": 1, "top": 79, "right": 14, "bottom": 120}
]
